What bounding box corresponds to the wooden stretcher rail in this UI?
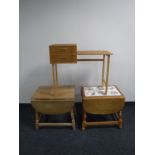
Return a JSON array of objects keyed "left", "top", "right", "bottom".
[
  {"left": 38, "top": 123, "right": 73, "bottom": 126},
  {"left": 77, "top": 50, "right": 113, "bottom": 55},
  {"left": 77, "top": 59, "right": 104, "bottom": 61},
  {"left": 86, "top": 121, "right": 119, "bottom": 125}
]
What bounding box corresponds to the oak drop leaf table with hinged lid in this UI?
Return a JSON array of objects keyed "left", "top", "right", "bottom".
[
  {"left": 31, "top": 86, "right": 76, "bottom": 130},
  {"left": 81, "top": 85, "right": 125, "bottom": 130}
]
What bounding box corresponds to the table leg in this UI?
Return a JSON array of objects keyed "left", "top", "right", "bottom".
[
  {"left": 71, "top": 109, "right": 76, "bottom": 130},
  {"left": 82, "top": 111, "right": 87, "bottom": 131},
  {"left": 118, "top": 111, "right": 122, "bottom": 128},
  {"left": 35, "top": 111, "right": 39, "bottom": 130},
  {"left": 105, "top": 55, "right": 110, "bottom": 94}
]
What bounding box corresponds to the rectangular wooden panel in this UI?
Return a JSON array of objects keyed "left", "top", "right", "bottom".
[{"left": 49, "top": 44, "right": 77, "bottom": 64}]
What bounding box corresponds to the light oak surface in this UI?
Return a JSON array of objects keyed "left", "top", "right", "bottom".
[{"left": 31, "top": 86, "right": 75, "bottom": 101}]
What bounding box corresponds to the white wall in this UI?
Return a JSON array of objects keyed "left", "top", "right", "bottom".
[{"left": 19, "top": 0, "right": 135, "bottom": 103}]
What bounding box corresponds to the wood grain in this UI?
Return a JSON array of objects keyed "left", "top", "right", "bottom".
[{"left": 49, "top": 44, "right": 77, "bottom": 64}]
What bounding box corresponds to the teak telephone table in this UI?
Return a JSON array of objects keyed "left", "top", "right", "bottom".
[{"left": 31, "top": 44, "right": 125, "bottom": 130}]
